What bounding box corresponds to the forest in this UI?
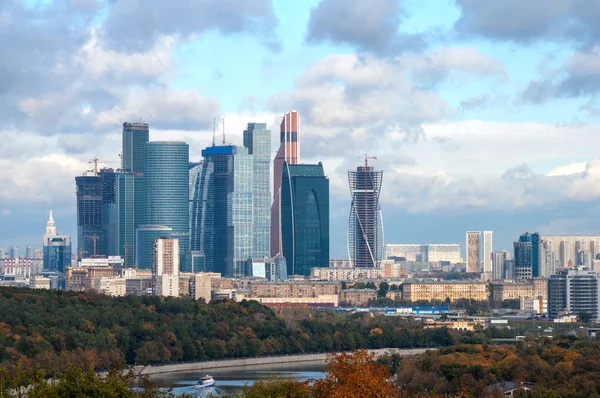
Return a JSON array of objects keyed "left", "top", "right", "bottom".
[{"left": 0, "top": 287, "right": 459, "bottom": 376}]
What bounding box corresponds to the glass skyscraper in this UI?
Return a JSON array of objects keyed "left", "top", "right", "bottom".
[
  {"left": 145, "top": 141, "right": 190, "bottom": 271},
  {"left": 115, "top": 173, "right": 145, "bottom": 267},
  {"left": 280, "top": 162, "right": 329, "bottom": 276},
  {"left": 243, "top": 123, "right": 271, "bottom": 258},
  {"left": 199, "top": 145, "right": 253, "bottom": 276},
  {"left": 190, "top": 161, "right": 214, "bottom": 271},
  {"left": 122, "top": 122, "right": 149, "bottom": 173},
  {"left": 514, "top": 232, "right": 541, "bottom": 279},
  {"left": 136, "top": 225, "right": 172, "bottom": 269}
]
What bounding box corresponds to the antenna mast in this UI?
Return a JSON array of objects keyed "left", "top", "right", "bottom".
[
  {"left": 222, "top": 116, "right": 226, "bottom": 145},
  {"left": 212, "top": 117, "right": 216, "bottom": 147}
]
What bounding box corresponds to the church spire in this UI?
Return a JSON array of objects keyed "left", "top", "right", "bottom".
[{"left": 46, "top": 210, "right": 56, "bottom": 236}]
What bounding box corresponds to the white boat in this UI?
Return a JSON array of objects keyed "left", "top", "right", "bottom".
[{"left": 195, "top": 375, "right": 216, "bottom": 388}]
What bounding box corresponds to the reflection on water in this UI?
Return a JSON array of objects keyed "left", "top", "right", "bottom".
[{"left": 150, "top": 361, "right": 327, "bottom": 397}]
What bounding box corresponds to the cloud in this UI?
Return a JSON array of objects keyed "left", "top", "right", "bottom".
[
  {"left": 1, "top": 210, "right": 9, "bottom": 216},
  {"left": 306, "top": 0, "right": 425, "bottom": 54},
  {"left": 454, "top": 0, "right": 600, "bottom": 45},
  {"left": 103, "top": 0, "right": 278, "bottom": 51},
  {"left": 546, "top": 162, "right": 588, "bottom": 176}
]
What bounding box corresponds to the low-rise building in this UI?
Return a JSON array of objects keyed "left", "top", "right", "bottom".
[
  {"left": 521, "top": 297, "right": 547, "bottom": 314},
  {"left": 30, "top": 276, "right": 51, "bottom": 289},
  {"left": 402, "top": 280, "right": 487, "bottom": 302},
  {"left": 386, "top": 291, "right": 402, "bottom": 301},
  {"left": 93, "top": 277, "right": 127, "bottom": 297},
  {"left": 255, "top": 295, "right": 339, "bottom": 307},
  {"left": 490, "top": 278, "right": 548, "bottom": 302},
  {"left": 249, "top": 281, "right": 342, "bottom": 298},
  {"left": 189, "top": 272, "right": 221, "bottom": 302},
  {"left": 340, "top": 289, "right": 377, "bottom": 306},
  {"left": 310, "top": 267, "right": 383, "bottom": 281},
  {"left": 126, "top": 278, "right": 153, "bottom": 296},
  {"left": 423, "top": 318, "right": 486, "bottom": 331},
  {"left": 66, "top": 266, "right": 118, "bottom": 291}
]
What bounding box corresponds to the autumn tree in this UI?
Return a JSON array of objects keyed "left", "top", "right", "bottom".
[{"left": 312, "top": 350, "right": 396, "bottom": 398}]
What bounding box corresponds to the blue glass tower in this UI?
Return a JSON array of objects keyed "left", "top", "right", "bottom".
[
  {"left": 280, "top": 162, "right": 329, "bottom": 276},
  {"left": 190, "top": 161, "right": 214, "bottom": 271},
  {"left": 136, "top": 225, "right": 172, "bottom": 269},
  {"left": 145, "top": 142, "right": 190, "bottom": 271},
  {"left": 122, "top": 123, "right": 149, "bottom": 173},
  {"left": 514, "top": 232, "right": 541, "bottom": 279},
  {"left": 243, "top": 123, "right": 271, "bottom": 258}
]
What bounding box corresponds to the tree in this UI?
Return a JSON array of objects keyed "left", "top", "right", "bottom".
[
  {"left": 312, "top": 350, "right": 396, "bottom": 398},
  {"left": 378, "top": 282, "right": 390, "bottom": 298},
  {"left": 577, "top": 312, "right": 592, "bottom": 324},
  {"left": 240, "top": 376, "right": 311, "bottom": 398}
]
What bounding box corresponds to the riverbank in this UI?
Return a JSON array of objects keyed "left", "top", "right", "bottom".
[{"left": 131, "top": 348, "right": 431, "bottom": 376}]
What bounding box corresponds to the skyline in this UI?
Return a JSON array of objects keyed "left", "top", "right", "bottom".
[{"left": 3, "top": 1, "right": 600, "bottom": 256}]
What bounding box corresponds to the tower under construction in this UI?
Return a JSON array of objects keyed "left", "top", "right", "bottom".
[{"left": 348, "top": 157, "right": 384, "bottom": 268}]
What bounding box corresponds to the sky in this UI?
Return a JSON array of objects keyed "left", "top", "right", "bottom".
[{"left": 3, "top": 0, "right": 600, "bottom": 258}]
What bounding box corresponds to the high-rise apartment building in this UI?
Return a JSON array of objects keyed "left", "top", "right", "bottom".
[
  {"left": 483, "top": 231, "right": 493, "bottom": 273},
  {"left": 492, "top": 250, "right": 511, "bottom": 280},
  {"left": 271, "top": 111, "right": 300, "bottom": 257},
  {"left": 541, "top": 235, "right": 600, "bottom": 269},
  {"left": 152, "top": 238, "right": 179, "bottom": 297},
  {"left": 348, "top": 160, "right": 383, "bottom": 268},
  {"left": 145, "top": 142, "right": 190, "bottom": 271},
  {"left": 26, "top": 245, "right": 35, "bottom": 259},
  {"left": 384, "top": 244, "right": 462, "bottom": 263},
  {"left": 280, "top": 162, "right": 329, "bottom": 275},
  {"left": 136, "top": 225, "right": 172, "bottom": 269},
  {"left": 548, "top": 269, "right": 600, "bottom": 320},
  {"left": 466, "top": 231, "right": 481, "bottom": 273},
  {"left": 243, "top": 123, "right": 271, "bottom": 258},
  {"left": 9, "top": 246, "right": 18, "bottom": 259}
]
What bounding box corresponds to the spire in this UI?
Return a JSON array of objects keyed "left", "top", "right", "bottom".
[
  {"left": 45, "top": 209, "right": 56, "bottom": 237},
  {"left": 49, "top": 210, "right": 54, "bottom": 222}
]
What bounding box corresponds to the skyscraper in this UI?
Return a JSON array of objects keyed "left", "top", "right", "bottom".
[
  {"left": 514, "top": 232, "right": 541, "bottom": 279},
  {"left": 152, "top": 238, "right": 180, "bottom": 297},
  {"left": 115, "top": 122, "right": 149, "bottom": 267},
  {"left": 189, "top": 161, "right": 214, "bottom": 271},
  {"left": 492, "top": 249, "right": 511, "bottom": 280},
  {"left": 466, "top": 231, "right": 481, "bottom": 273},
  {"left": 26, "top": 245, "right": 35, "bottom": 259},
  {"left": 271, "top": 111, "right": 300, "bottom": 256},
  {"left": 75, "top": 168, "right": 115, "bottom": 258},
  {"left": 42, "top": 210, "right": 71, "bottom": 275},
  {"left": 122, "top": 122, "right": 149, "bottom": 173},
  {"left": 200, "top": 145, "right": 253, "bottom": 276},
  {"left": 243, "top": 123, "right": 271, "bottom": 258},
  {"left": 280, "top": 162, "right": 329, "bottom": 275},
  {"left": 348, "top": 160, "right": 383, "bottom": 268},
  {"left": 136, "top": 225, "right": 172, "bottom": 269},
  {"left": 483, "top": 231, "right": 493, "bottom": 274},
  {"left": 145, "top": 141, "right": 190, "bottom": 271},
  {"left": 549, "top": 269, "right": 600, "bottom": 320}
]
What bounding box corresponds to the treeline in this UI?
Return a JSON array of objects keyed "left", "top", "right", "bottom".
[
  {"left": 381, "top": 336, "right": 600, "bottom": 397},
  {"left": 0, "top": 287, "right": 460, "bottom": 376}
]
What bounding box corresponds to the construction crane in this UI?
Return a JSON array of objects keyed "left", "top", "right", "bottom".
[
  {"left": 83, "top": 234, "right": 99, "bottom": 257},
  {"left": 88, "top": 157, "right": 118, "bottom": 175},
  {"left": 78, "top": 249, "right": 88, "bottom": 261},
  {"left": 362, "top": 154, "right": 377, "bottom": 168}
]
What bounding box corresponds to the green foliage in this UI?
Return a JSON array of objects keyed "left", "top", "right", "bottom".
[
  {"left": 0, "top": 287, "right": 458, "bottom": 375},
  {"left": 577, "top": 312, "right": 593, "bottom": 323},
  {"left": 378, "top": 282, "right": 389, "bottom": 297}
]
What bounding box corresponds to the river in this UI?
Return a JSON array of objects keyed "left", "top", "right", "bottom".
[{"left": 149, "top": 361, "right": 327, "bottom": 396}]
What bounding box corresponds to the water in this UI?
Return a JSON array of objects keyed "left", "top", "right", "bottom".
[{"left": 150, "top": 361, "right": 327, "bottom": 397}]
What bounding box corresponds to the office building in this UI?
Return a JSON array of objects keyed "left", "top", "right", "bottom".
[
  {"left": 514, "top": 232, "right": 541, "bottom": 279},
  {"left": 384, "top": 244, "right": 462, "bottom": 263},
  {"left": 483, "top": 231, "right": 493, "bottom": 273},
  {"left": 152, "top": 238, "right": 180, "bottom": 297},
  {"left": 8, "top": 246, "right": 18, "bottom": 259},
  {"left": 280, "top": 162, "right": 329, "bottom": 276},
  {"left": 136, "top": 225, "right": 172, "bottom": 269},
  {"left": 493, "top": 250, "right": 511, "bottom": 280},
  {"left": 0, "top": 248, "right": 5, "bottom": 259},
  {"left": 146, "top": 141, "right": 189, "bottom": 271},
  {"left": 466, "top": 231, "right": 481, "bottom": 273},
  {"left": 541, "top": 235, "right": 600, "bottom": 269},
  {"left": 249, "top": 256, "right": 287, "bottom": 281},
  {"left": 42, "top": 211, "right": 71, "bottom": 274},
  {"left": 243, "top": 123, "right": 271, "bottom": 258},
  {"left": 75, "top": 168, "right": 116, "bottom": 258},
  {"left": 348, "top": 159, "right": 383, "bottom": 268},
  {"left": 271, "top": 111, "right": 300, "bottom": 257},
  {"left": 115, "top": 172, "right": 145, "bottom": 267},
  {"left": 122, "top": 122, "right": 149, "bottom": 174},
  {"left": 200, "top": 145, "right": 253, "bottom": 276},
  {"left": 189, "top": 161, "right": 214, "bottom": 271},
  {"left": 548, "top": 269, "right": 600, "bottom": 320}
]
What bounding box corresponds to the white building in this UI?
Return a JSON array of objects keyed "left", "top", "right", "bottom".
[
  {"left": 541, "top": 235, "right": 600, "bottom": 269},
  {"left": 483, "top": 231, "right": 493, "bottom": 273},
  {"left": 94, "top": 277, "right": 127, "bottom": 297},
  {"left": 310, "top": 267, "right": 383, "bottom": 281},
  {"left": 492, "top": 250, "right": 511, "bottom": 280},
  {"left": 384, "top": 244, "right": 462, "bottom": 263}
]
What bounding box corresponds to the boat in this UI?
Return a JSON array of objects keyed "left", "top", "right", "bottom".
[{"left": 194, "top": 375, "right": 216, "bottom": 388}]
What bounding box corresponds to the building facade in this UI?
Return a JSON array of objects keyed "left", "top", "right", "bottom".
[
  {"left": 541, "top": 235, "right": 600, "bottom": 269},
  {"left": 243, "top": 123, "right": 271, "bottom": 259},
  {"left": 340, "top": 289, "right": 377, "bottom": 306},
  {"left": 348, "top": 161, "right": 383, "bottom": 268},
  {"left": 152, "top": 238, "right": 180, "bottom": 297},
  {"left": 385, "top": 244, "right": 461, "bottom": 263},
  {"left": 146, "top": 142, "right": 190, "bottom": 271},
  {"left": 548, "top": 269, "right": 600, "bottom": 320},
  {"left": 135, "top": 225, "right": 172, "bottom": 269},
  {"left": 122, "top": 122, "right": 149, "bottom": 174},
  {"left": 402, "top": 281, "right": 488, "bottom": 302},
  {"left": 189, "top": 160, "right": 214, "bottom": 272},
  {"left": 483, "top": 231, "right": 493, "bottom": 274},
  {"left": 466, "top": 231, "right": 481, "bottom": 273},
  {"left": 514, "top": 232, "right": 541, "bottom": 279},
  {"left": 280, "top": 162, "right": 329, "bottom": 276},
  {"left": 493, "top": 250, "right": 511, "bottom": 280},
  {"left": 271, "top": 111, "right": 300, "bottom": 257},
  {"left": 42, "top": 211, "right": 71, "bottom": 275}
]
